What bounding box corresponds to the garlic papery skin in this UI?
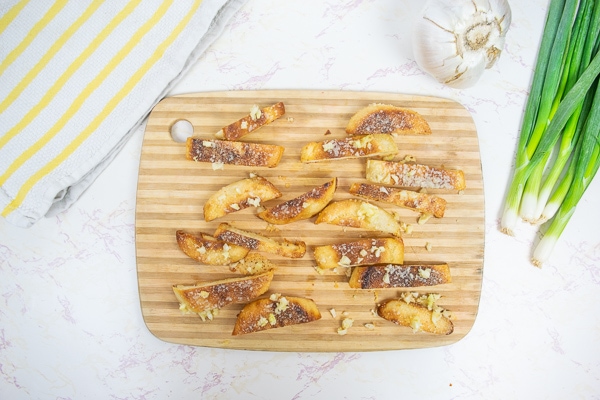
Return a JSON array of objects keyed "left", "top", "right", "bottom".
[{"left": 412, "top": 0, "right": 512, "bottom": 88}]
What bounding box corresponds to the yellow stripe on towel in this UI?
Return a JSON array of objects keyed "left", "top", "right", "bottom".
[
  {"left": 0, "top": 0, "right": 105, "bottom": 115},
  {"left": 0, "top": 0, "right": 31, "bottom": 36},
  {"left": 0, "top": 0, "right": 141, "bottom": 150},
  {"left": 2, "top": 0, "right": 203, "bottom": 217},
  {"left": 0, "top": 0, "right": 67, "bottom": 76}
]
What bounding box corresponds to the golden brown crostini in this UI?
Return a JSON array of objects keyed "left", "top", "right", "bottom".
[
  {"left": 300, "top": 134, "right": 398, "bottom": 163},
  {"left": 232, "top": 294, "right": 321, "bottom": 335},
  {"left": 257, "top": 178, "right": 337, "bottom": 224},
  {"left": 346, "top": 103, "right": 431, "bottom": 135},
  {"left": 173, "top": 270, "right": 274, "bottom": 321},
  {"left": 214, "top": 223, "right": 306, "bottom": 258},
  {"left": 204, "top": 176, "right": 282, "bottom": 222},
  {"left": 313, "top": 237, "right": 404, "bottom": 270},
  {"left": 186, "top": 138, "right": 284, "bottom": 168},
  {"left": 176, "top": 230, "right": 249, "bottom": 265},
  {"left": 215, "top": 102, "right": 285, "bottom": 140},
  {"left": 348, "top": 263, "right": 451, "bottom": 289}
]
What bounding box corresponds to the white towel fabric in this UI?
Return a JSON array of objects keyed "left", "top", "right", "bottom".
[{"left": 0, "top": 0, "right": 247, "bottom": 228}]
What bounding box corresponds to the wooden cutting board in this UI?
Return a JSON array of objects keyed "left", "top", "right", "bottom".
[{"left": 135, "top": 90, "right": 484, "bottom": 352}]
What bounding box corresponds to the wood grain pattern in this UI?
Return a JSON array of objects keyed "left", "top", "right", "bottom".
[{"left": 135, "top": 90, "right": 484, "bottom": 352}]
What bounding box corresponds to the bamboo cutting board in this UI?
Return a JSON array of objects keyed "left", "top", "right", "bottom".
[{"left": 135, "top": 90, "right": 484, "bottom": 352}]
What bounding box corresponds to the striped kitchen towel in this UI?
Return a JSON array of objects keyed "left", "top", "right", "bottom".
[{"left": 0, "top": 0, "right": 246, "bottom": 228}]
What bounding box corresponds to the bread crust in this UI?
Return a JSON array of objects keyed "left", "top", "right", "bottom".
[
  {"left": 214, "top": 223, "right": 306, "bottom": 258},
  {"left": 257, "top": 178, "right": 337, "bottom": 224},
  {"left": 315, "top": 199, "right": 403, "bottom": 237},
  {"left": 346, "top": 103, "right": 431, "bottom": 135},
  {"left": 366, "top": 160, "right": 466, "bottom": 191},
  {"left": 232, "top": 294, "right": 321, "bottom": 335},
  {"left": 348, "top": 263, "right": 451, "bottom": 289},
  {"left": 176, "top": 230, "right": 249, "bottom": 265},
  {"left": 173, "top": 270, "right": 274, "bottom": 318},
  {"left": 204, "top": 176, "right": 282, "bottom": 222},
  {"left": 349, "top": 182, "right": 447, "bottom": 218},
  {"left": 186, "top": 138, "right": 284, "bottom": 168},
  {"left": 300, "top": 134, "right": 398, "bottom": 163},
  {"left": 216, "top": 102, "right": 285, "bottom": 140},
  {"left": 313, "top": 237, "right": 404, "bottom": 270},
  {"left": 377, "top": 296, "right": 453, "bottom": 335}
]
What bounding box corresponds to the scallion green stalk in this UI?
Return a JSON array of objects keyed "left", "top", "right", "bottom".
[{"left": 533, "top": 82, "right": 600, "bottom": 266}]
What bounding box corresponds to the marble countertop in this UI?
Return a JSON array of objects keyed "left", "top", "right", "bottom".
[{"left": 2, "top": 0, "right": 599, "bottom": 398}]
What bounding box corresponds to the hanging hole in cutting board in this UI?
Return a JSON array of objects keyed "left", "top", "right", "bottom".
[{"left": 170, "top": 119, "right": 194, "bottom": 142}]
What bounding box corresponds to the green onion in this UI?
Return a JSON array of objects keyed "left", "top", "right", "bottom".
[
  {"left": 501, "top": 0, "right": 600, "bottom": 266},
  {"left": 533, "top": 81, "right": 600, "bottom": 266}
]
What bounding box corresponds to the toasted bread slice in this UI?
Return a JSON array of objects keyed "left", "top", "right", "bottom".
[
  {"left": 173, "top": 271, "right": 274, "bottom": 320},
  {"left": 315, "top": 199, "right": 403, "bottom": 237},
  {"left": 346, "top": 103, "right": 431, "bottom": 135},
  {"left": 300, "top": 134, "right": 398, "bottom": 163},
  {"left": 349, "top": 182, "right": 447, "bottom": 218},
  {"left": 313, "top": 237, "right": 404, "bottom": 270},
  {"left": 377, "top": 293, "right": 453, "bottom": 335},
  {"left": 366, "top": 160, "right": 466, "bottom": 190},
  {"left": 204, "top": 176, "right": 282, "bottom": 222},
  {"left": 232, "top": 294, "right": 321, "bottom": 335},
  {"left": 176, "top": 230, "right": 249, "bottom": 265},
  {"left": 348, "top": 263, "right": 451, "bottom": 289},
  {"left": 257, "top": 178, "right": 337, "bottom": 225},
  {"left": 186, "top": 138, "right": 284, "bottom": 168},
  {"left": 231, "top": 252, "right": 276, "bottom": 275},
  {"left": 214, "top": 223, "right": 306, "bottom": 258},
  {"left": 215, "top": 102, "right": 285, "bottom": 140}
]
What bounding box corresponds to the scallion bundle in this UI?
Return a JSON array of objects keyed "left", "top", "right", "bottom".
[{"left": 501, "top": 0, "right": 600, "bottom": 266}]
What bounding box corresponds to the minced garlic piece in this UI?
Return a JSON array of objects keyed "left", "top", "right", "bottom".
[
  {"left": 275, "top": 296, "right": 289, "bottom": 314},
  {"left": 269, "top": 293, "right": 281, "bottom": 301},
  {"left": 257, "top": 316, "right": 268, "bottom": 327},
  {"left": 230, "top": 203, "right": 240, "bottom": 210},
  {"left": 199, "top": 291, "right": 209, "bottom": 299},
  {"left": 197, "top": 245, "right": 206, "bottom": 254},
  {"left": 379, "top": 186, "right": 389, "bottom": 194},
  {"left": 425, "top": 242, "right": 433, "bottom": 251},
  {"left": 247, "top": 197, "right": 261, "bottom": 207},
  {"left": 268, "top": 313, "right": 277, "bottom": 325},
  {"left": 322, "top": 141, "right": 335, "bottom": 152},
  {"left": 202, "top": 140, "right": 215, "bottom": 148},
  {"left": 329, "top": 308, "right": 337, "bottom": 318},
  {"left": 410, "top": 316, "right": 422, "bottom": 333},
  {"left": 250, "top": 104, "right": 261, "bottom": 121},
  {"left": 240, "top": 120, "right": 248, "bottom": 130},
  {"left": 211, "top": 162, "right": 224, "bottom": 170},
  {"left": 403, "top": 154, "right": 417, "bottom": 163},
  {"left": 418, "top": 267, "right": 432, "bottom": 279},
  {"left": 179, "top": 303, "right": 190, "bottom": 313},
  {"left": 338, "top": 255, "right": 351, "bottom": 267},
  {"left": 405, "top": 224, "right": 413, "bottom": 234},
  {"left": 418, "top": 213, "right": 433, "bottom": 225},
  {"left": 337, "top": 317, "right": 354, "bottom": 335},
  {"left": 382, "top": 272, "right": 390, "bottom": 284},
  {"left": 364, "top": 323, "right": 375, "bottom": 330},
  {"left": 359, "top": 249, "right": 368, "bottom": 257}
]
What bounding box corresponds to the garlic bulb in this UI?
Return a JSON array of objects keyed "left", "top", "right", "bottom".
[{"left": 412, "top": 0, "right": 512, "bottom": 88}]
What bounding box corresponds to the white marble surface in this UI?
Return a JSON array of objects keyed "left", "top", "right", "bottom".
[{"left": 2, "top": 0, "right": 600, "bottom": 398}]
